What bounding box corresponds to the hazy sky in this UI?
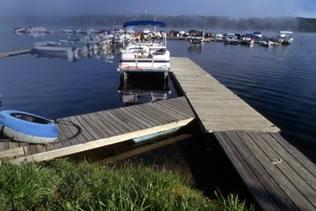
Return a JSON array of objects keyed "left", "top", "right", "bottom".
[{"left": 1, "top": 0, "right": 316, "bottom": 18}]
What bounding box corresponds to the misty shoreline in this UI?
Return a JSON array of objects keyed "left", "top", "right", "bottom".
[{"left": 1, "top": 15, "right": 316, "bottom": 32}]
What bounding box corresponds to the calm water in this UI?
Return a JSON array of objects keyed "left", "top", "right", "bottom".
[
  {"left": 168, "top": 34, "right": 316, "bottom": 161},
  {"left": 0, "top": 27, "right": 315, "bottom": 162},
  {"left": 0, "top": 27, "right": 176, "bottom": 119}
]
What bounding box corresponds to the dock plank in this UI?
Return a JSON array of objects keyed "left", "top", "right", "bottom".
[
  {"left": 214, "top": 132, "right": 279, "bottom": 211},
  {"left": 0, "top": 97, "right": 194, "bottom": 163},
  {"left": 215, "top": 131, "right": 316, "bottom": 211},
  {"left": 171, "top": 57, "right": 279, "bottom": 133},
  {"left": 171, "top": 57, "right": 315, "bottom": 211}
]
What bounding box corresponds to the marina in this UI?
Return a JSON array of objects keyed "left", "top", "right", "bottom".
[
  {"left": 1, "top": 52, "right": 315, "bottom": 209},
  {"left": 0, "top": 19, "right": 316, "bottom": 210}
]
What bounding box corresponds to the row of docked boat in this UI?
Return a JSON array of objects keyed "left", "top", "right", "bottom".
[
  {"left": 1, "top": 20, "right": 171, "bottom": 144},
  {"left": 31, "top": 41, "right": 112, "bottom": 62},
  {"left": 14, "top": 26, "right": 104, "bottom": 37},
  {"left": 168, "top": 30, "right": 294, "bottom": 47}
]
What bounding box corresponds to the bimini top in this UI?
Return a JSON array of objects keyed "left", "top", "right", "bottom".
[{"left": 123, "top": 20, "right": 166, "bottom": 28}]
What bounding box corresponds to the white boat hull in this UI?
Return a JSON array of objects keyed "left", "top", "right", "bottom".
[
  {"left": 119, "top": 60, "right": 170, "bottom": 72},
  {"left": 119, "top": 45, "right": 170, "bottom": 72}
]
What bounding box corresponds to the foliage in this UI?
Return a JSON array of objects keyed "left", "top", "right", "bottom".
[
  {"left": 0, "top": 160, "right": 221, "bottom": 210},
  {"left": 3, "top": 15, "right": 316, "bottom": 32},
  {"left": 215, "top": 191, "right": 255, "bottom": 211}
]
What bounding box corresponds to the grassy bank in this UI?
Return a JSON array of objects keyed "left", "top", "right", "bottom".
[{"left": 0, "top": 159, "right": 253, "bottom": 210}]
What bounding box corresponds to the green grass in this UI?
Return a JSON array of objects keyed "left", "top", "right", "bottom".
[
  {"left": 215, "top": 191, "right": 255, "bottom": 211},
  {"left": 0, "top": 159, "right": 254, "bottom": 211}
]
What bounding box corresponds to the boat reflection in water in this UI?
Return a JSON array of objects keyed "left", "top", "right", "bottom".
[
  {"left": 118, "top": 72, "right": 171, "bottom": 106},
  {"left": 32, "top": 41, "right": 115, "bottom": 63},
  {"left": 187, "top": 44, "right": 202, "bottom": 55}
]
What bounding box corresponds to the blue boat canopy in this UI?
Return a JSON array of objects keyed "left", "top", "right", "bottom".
[{"left": 123, "top": 20, "right": 166, "bottom": 28}]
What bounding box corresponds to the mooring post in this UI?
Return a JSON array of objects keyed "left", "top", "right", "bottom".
[
  {"left": 123, "top": 72, "right": 128, "bottom": 84},
  {"left": 164, "top": 71, "right": 168, "bottom": 80}
]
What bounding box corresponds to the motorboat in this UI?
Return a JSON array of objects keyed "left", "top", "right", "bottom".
[
  {"left": 13, "top": 26, "right": 49, "bottom": 37},
  {"left": 278, "top": 31, "right": 294, "bottom": 45},
  {"left": 119, "top": 43, "right": 170, "bottom": 72},
  {"left": 215, "top": 33, "right": 224, "bottom": 42},
  {"left": 118, "top": 20, "right": 170, "bottom": 74},
  {"left": 224, "top": 33, "right": 240, "bottom": 45},
  {"left": 253, "top": 32, "right": 263, "bottom": 38},
  {"left": 240, "top": 35, "right": 254, "bottom": 47},
  {"left": 188, "top": 29, "right": 204, "bottom": 44},
  {"left": 33, "top": 42, "right": 75, "bottom": 61},
  {"left": 259, "top": 39, "right": 274, "bottom": 47}
]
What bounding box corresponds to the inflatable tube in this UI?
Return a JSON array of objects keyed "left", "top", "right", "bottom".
[{"left": 0, "top": 110, "right": 59, "bottom": 144}]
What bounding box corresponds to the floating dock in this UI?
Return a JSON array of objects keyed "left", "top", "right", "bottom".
[
  {"left": 171, "top": 57, "right": 279, "bottom": 133},
  {"left": 0, "top": 97, "right": 194, "bottom": 163},
  {"left": 0, "top": 49, "right": 32, "bottom": 59},
  {"left": 0, "top": 55, "right": 314, "bottom": 210},
  {"left": 171, "top": 57, "right": 316, "bottom": 211}
]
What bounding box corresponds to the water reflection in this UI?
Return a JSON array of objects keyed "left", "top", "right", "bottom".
[
  {"left": 118, "top": 73, "right": 171, "bottom": 105},
  {"left": 32, "top": 42, "right": 115, "bottom": 63},
  {"left": 188, "top": 44, "right": 202, "bottom": 55}
]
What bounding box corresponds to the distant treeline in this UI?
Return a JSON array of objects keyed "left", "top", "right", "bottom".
[{"left": 3, "top": 15, "right": 316, "bottom": 32}]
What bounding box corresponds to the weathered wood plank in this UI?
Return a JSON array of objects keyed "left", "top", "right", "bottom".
[
  {"left": 215, "top": 131, "right": 316, "bottom": 211},
  {"left": 99, "top": 111, "right": 133, "bottom": 133},
  {"left": 84, "top": 113, "right": 115, "bottom": 137},
  {"left": 228, "top": 132, "right": 299, "bottom": 210},
  {"left": 247, "top": 133, "right": 315, "bottom": 210},
  {"left": 254, "top": 133, "right": 316, "bottom": 204},
  {"left": 171, "top": 57, "right": 279, "bottom": 133},
  {"left": 214, "top": 132, "right": 280, "bottom": 211},
  {"left": 0, "top": 146, "right": 25, "bottom": 159},
  {"left": 0, "top": 142, "right": 10, "bottom": 151},
  {"left": 67, "top": 116, "right": 95, "bottom": 142},
  {"left": 0, "top": 97, "right": 194, "bottom": 162},
  {"left": 12, "top": 117, "right": 194, "bottom": 163},
  {"left": 270, "top": 133, "right": 316, "bottom": 177},
  {"left": 121, "top": 106, "right": 154, "bottom": 128},
  {"left": 154, "top": 100, "right": 194, "bottom": 119}
]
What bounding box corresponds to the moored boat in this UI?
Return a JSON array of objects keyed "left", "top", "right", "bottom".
[
  {"left": 0, "top": 110, "right": 59, "bottom": 144},
  {"left": 118, "top": 20, "right": 170, "bottom": 74},
  {"left": 259, "top": 39, "right": 274, "bottom": 47},
  {"left": 240, "top": 35, "right": 254, "bottom": 47},
  {"left": 188, "top": 29, "right": 204, "bottom": 44},
  {"left": 224, "top": 33, "right": 240, "bottom": 45},
  {"left": 278, "top": 31, "right": 294, "bottom": 45}
]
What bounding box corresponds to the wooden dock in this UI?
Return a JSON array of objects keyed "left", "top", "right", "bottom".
[
  {"left": 171, "top": 57, "right": 316, "bottom": 210},
  {"left": 0, "top": 97, "right": 194, "bottom": 163},
  {"left": 215, "top": 132, "right": 316, "bottom": 211},
  {"left": 0, "top": 49, "right": 32, "bottom": 59},
  {"left": 171, "top": 57, "right": 279, "bottom": 133}
]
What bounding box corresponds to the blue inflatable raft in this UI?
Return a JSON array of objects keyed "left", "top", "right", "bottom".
[{"left": 0, "top": 110, "right": 59, "bottom": 144}]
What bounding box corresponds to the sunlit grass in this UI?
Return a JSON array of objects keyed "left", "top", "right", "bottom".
[{"left": 0, "top": 159, "right": 254, "bottom": 210}]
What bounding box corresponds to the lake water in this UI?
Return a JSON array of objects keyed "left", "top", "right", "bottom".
[
  {"left": 0, "top": 26, "right": 315, "bottom": 162},
  {"left": 168, "top": 34, "right": 316, "bottom": 161},
  {"left": 0, "top": 27, "right": 176, "bottom": 118}
]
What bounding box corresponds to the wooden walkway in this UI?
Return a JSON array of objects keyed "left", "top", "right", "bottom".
[
  {"left": 171, "top": 57, "right": 279, "bottom": 133},
  {"left": 171, "top": 57, "right": 316, "bottom": 210},
  {"left": 0, "top": 97, "right": 194, "bottom": 163},
  {"left": 215, "top": 132, "right": 316, "bottom": 211},
  {"left": 0, "top": 49, "right": 32, "bottom": 59}
]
